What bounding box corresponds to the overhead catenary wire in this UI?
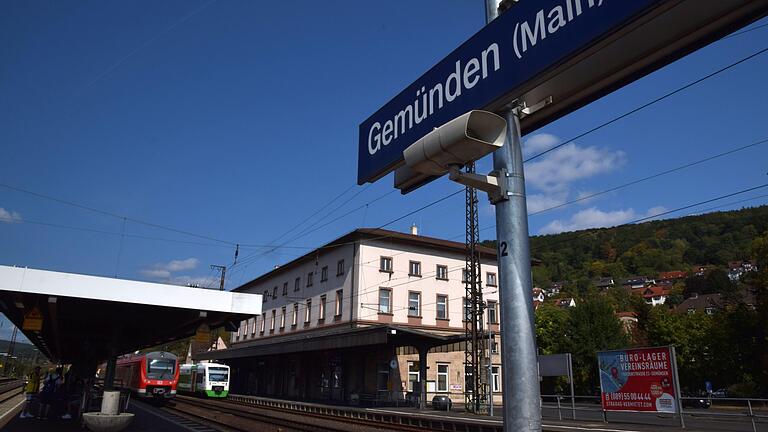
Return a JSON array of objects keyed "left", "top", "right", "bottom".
[
  {"left": 252, "top": 181, "right": 768, "bottom": 320},
  {"left": 523, "top": 45, "right": 768, "bottom": 163}
]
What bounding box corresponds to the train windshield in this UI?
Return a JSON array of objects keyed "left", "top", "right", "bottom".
[
  {"left": 208, "top": 367, "right": 228, "bottom": 382},
  {"left": 147, "top": 358, "right": 176, "bottom": 380}
]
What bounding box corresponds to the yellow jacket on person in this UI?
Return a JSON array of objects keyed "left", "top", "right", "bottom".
[{"left": 25, "top": 372, "right": 41, "bottom": 394}]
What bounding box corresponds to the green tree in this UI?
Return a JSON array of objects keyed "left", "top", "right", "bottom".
[{"left": 562, "top": 296, "right": 628, "bottom": 393}]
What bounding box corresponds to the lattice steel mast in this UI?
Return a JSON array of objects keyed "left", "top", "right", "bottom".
[{"left": 464, "top": 162, "right": 487, "bottom": 413}]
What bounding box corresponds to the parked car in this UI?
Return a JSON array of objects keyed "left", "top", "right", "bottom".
[
  {"left": 432, "top": 395, "right": 452, "bottom": 410},
  {"left": 682, "top": 396, "right": 711, "bottom": 409},
  {"left": 711, "top": 388, "right": 728, "bottom": 398}
]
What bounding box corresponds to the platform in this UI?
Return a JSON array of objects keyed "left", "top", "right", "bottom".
[{"left": 1, "top": 401, "right": 218, "bottom": 432}]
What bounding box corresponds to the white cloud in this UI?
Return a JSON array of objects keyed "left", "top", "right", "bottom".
[
  {"left": 539, "top": 206, "right": 667, "bottom": 234},
  {"left": 526, "top": 142, "right": 626, "bottom": 192},
  {"left": 523, "top": 133, "right": 560, "bottom": 156},
  {"left": 527, "top": 191, "right": 568, "bottom": 214},
  {"left": 0, "top": 208, "right": 22, "bottom": 223},
  {"left": 520, "top": 135, "right": 626, "bottom": 216},
  {"left": 140, "top": 258, "right": 200, "bottom": 281}
]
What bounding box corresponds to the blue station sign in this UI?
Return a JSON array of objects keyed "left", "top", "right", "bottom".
[{"left": 357, "top": 0, "right": 768, "bottom": 185}]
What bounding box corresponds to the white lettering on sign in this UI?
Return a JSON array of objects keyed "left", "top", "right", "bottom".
[
  {"left": 367, "top": 42, "right": 501, "bottom": 155},
  {"left": 513, "top": 0, "right": 604, "bottom": 59}
]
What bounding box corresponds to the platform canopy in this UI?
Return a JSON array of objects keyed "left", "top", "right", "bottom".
[
  {"left": 196, "top": 324, "right": 469, "bottom": 361},
  {"left": 0, "top": 265, "right": 263, "bottom": 364}
]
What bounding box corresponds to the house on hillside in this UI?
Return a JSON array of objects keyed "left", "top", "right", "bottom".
[
  {"left": 595, "top": 277, "right": 615, "bottom": 290},
  {"left": 692, "top": 265, "right": 712, "bottom": 277},
  {"left": 727, "top": 261, "right": 758, "bottom": 282},
  {"left": 658, "top": 271, "right": 687, "bottom": 287},
  {"left": 556, "top": 298, "right": 576, "bottom": 308},
  {"left": 546, "top": 281, "right": 565, "bottom": 298},
  {"left": 676, "top": 289, "right": 758, "bottom": 314},
  {"left": 642, "top": 286, "right": 670, "bottom": 306},
  {"left": 532, "top": 288, "right": 545, "bottom": 303},
  {"left": 621, "top": 276, "right": 650, "bottom": 291},
  {"left": 675, "top": 292, "right": 721, "bottom": 315}
]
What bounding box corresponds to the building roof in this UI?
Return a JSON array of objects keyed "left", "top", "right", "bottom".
[
  {"left": 675, "top": 293, "right": 722, "bottom": 313},
  {"left": 658, "top": 271, "right": 687, "bottom": 280},
  {"left": 595, "top": 277, "right": 615, "bottom": 287},
  {"left": 234, "top": 228, "right": 540, "bottom": 292},
  {"left": 642, "top": 286, "right": 670, "bottom": 298}
]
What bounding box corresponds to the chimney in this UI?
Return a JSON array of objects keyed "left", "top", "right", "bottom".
[{"left": 410, "top": 223, "right": 418, "bottom": 236}]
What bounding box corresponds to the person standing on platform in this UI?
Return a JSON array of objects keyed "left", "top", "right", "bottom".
[
  {"left": 20, "top": 366, "right": 42, "bottom": 419},
  {"left": 39, "top": 366, "right": 64, "bottom": 419}
]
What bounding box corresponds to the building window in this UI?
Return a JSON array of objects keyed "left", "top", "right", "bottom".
[
  {"left": 436, "top": 363, "right": 449, "bottom": 392},
  {"left": 319, "top": 294, "right": 327, "bottom": 321},
  {"left": 491, "top": 366, "right": 501, "bottom": 392},
  {"left": 292, "top": 303, "right": 298, "bottom": 326},
  {"left": 491, "top": 340, "right": 499, "bottom": 354},
  {"left": 282, "top": 282, "right": 288, "bottom": 296},
  {"left": 436, "top": 295, "right": 448, "bottom": 319},
  {"left": 687, "top": 308, "right": 696, "bottom": 314},
  {"left": 379, "top": 289, "right": 392, "bottom": 314},
  {"left": 260, "top": 314, "right": 265, "bottom": 332},
  {"left": 705, "top": 306, "right": 716, "bottom": 315},
  {"left": 408, "top": 292, "right": 420, "bottom": 317},
  {"left": 436, "top": 265, "right": 448, "bottom": 280},
  {"left": 280, "top": 306, "right": 286, "bottom": 329},
  {"left": 337, "top": 259, "right": 345, "bottom": 276},
  {"left": 321, "top": 266, "right": 328, "bottom": 282},
  {"left": 270, "top": 310, "right": 276, "bottom": 331},
  {"left": 409, "top": 261, "right": 421, "bottom": 277},
  {"left": 462, "top": 269, "right": 469, "bottom": 283},
  {"left": 335, "top": 290, "right": 343, "bottom": 316},
  {"left": 263, "top": 290, "right": 269, "bottom": 303},
  {"left": 249, "top": 317, "right": 256, "bottom": 336},
  {"left": 487, "top": 272, "right": 497, "bottom": 287},
  {"left": 272, "top": 286, "right": 278, "bottom": 299},
  {"left": 487, "top": 301, "right": 497, "bottom": 324},
  {"left": 408, "top": 361, "right": 420, "bottom": 391},
  {"left": 305, "top": 299, "right": 312, "bottom": 323},
  {"left": 307, "top": 272, "right": 314, "bottom": 287},
  {"left": 380, "top": 256, "right": 393, "bottom": 273},
  {"left": 294, "top": 277, "right": 301, "bottom": 292}
]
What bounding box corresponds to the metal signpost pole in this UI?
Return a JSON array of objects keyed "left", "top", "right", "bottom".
[
  {"left": 486, "top": 4, "right": 542, "bottom": 431},
  {"left": 670, "top": 346, "right": 685, "bottom": 428}
]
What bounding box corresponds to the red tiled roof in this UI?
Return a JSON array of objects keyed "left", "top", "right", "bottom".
[
  {"left": 658, "top": 271, "right": 686, "bottom": 280},
  {"left": 642, "top": 286, "right": 670, "bottom": 298}
]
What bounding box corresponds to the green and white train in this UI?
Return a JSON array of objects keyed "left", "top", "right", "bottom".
[{"left": 178, "top": 363, "right": 230, "bottom": 398}]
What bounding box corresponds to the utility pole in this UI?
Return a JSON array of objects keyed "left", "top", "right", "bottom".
[
  {"left": 208, "top": 264, "right": 227, "bottom": 352},
  {"left": 211, "top": 265, "right": 226, "bottom": 291},
  {"left": 485, "top": 1, "right": 542, "bottom": 431}
]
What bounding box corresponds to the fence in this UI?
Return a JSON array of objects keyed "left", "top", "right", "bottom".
[{"left": 541, "top": 394, "right": 767, "bottom": 432}]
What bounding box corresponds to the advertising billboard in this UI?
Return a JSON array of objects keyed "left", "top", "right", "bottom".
[{"left": 597, "top": 346, "right": 678, "bottom": 413}]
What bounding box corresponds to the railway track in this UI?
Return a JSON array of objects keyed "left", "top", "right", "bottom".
[
  {"left": 0, "top": 378, "right": 26, "bottom": 429},
  {"left": 167, "top": 395, "right": 426, "bottom": 432}
]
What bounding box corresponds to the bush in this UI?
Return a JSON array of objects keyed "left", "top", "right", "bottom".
[{"left": 727, "top": 381, "right": 760, "bottom": 398}]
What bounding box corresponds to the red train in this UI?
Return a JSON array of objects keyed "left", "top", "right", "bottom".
[{"left": 115, "top": 351, "right": 179, "bottom": 400}]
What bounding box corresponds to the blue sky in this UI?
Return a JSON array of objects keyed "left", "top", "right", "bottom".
[{"left": 1, "top": 0, "right": 767, "bottom": 341}]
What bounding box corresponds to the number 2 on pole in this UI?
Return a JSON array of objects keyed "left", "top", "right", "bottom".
[{"left": 499, "top": 242, "right": 508, "bottom": 257}]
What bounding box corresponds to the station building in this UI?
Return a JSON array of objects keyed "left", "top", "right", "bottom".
[{"left": 199, "top": 227, "right": 509, "bottom": 405}]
